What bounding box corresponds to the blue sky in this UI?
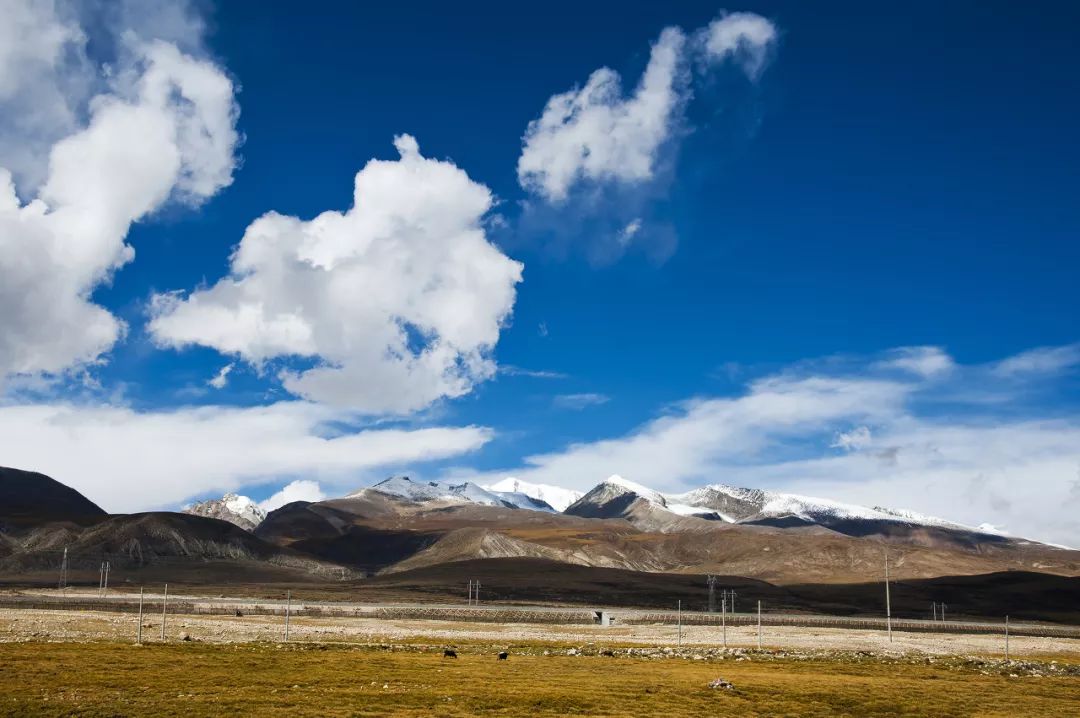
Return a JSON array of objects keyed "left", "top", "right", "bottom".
[{"left": 1, "top": 1, "right": 1078, "bottom": 544}]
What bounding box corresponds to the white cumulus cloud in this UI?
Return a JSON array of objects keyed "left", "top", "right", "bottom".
[
  {"left": 701, "top": 11, "right": 779, "bottom": 78},
  {"left": 517, "top": 27, "right": 687, "bottom": 202},
  {"left": 517, "top": 11, "right": 776, "bottom": 203},
  {"left": 0, "top": 0, "right": 240, "bottom": 382},
  {"left": 149, "top": 135, "right": 523, "bottom": 414}
]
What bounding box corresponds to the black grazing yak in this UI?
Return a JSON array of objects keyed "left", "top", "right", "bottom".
[
  {"left": 443, "top": 649, "right": 458, "bottom": 658},
  {"left": 498, "top": 652, "right": 508, "bottom": 660}
]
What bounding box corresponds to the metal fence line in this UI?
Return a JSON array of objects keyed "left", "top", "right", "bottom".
[{"left": 1, "top": 595, "right": 1076, "bottom": 639}]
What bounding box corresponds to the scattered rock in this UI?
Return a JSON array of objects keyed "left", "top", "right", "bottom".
[{"left": 709, "top": 678, "right": 735, "bottom": 691}]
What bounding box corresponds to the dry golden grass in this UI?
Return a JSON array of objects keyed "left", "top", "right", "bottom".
[{"left": 1, "top": 641, "right": 1078, "bottom": 717}]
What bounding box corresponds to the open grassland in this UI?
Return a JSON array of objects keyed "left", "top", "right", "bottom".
[{"left": 1, "top": 640, "right": 1078, "bottom": 717}]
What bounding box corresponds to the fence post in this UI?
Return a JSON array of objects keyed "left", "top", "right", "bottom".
[
  {"left": 160, "top": 583, "right": 168, "bottom": 641},
  {"left": 137, "top": 587, "right": 144, "bottom": 644}
]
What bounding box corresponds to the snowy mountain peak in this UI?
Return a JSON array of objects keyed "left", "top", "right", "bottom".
[
  {"left": 600, "top": 475, "right": 667, "bottom": 505},
  {"left": 363, "top": 476, "right": 556, "bottom": 512},
  {"left": 348, "top": 473, "right": 997, "bottom": 539},
  {"left": 182, "top": 492, "right": 267, "bottom": 531},
  {"left": 569, "top": 477, "right": 995, "bottom": 537}
]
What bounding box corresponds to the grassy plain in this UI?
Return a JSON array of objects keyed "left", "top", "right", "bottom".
[{"left": 1, "top": 640, "right": 1078, "bottom": 717}]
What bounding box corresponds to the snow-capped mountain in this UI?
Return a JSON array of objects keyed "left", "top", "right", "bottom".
[
  {"left": 667, "top": 483, "right": 976, "bottom": 532},
  {"left": 483, "top": 478, "right": 584, "bottom": 512},
  {"left": 182, "top": 493, "right": 266, "bottom": 531},
  {"left": 566, "top": 475, "right": 988, "bottom": 537},
  {"left": 335, "top": 472, "right": 1000, "bottom": 540},
  {"left": 358, "top": 476, "right": 555, "bottom": 512}
]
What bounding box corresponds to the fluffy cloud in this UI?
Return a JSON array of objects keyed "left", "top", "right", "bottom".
[
  {"left": 517, "top": 27, "right": 687, "bottom": 202},
  {"left": 149, "top": 135, "right": 523, "bottom": 414},
  {"left": 517, "top": 11, "right": 776, "bottom": 202},
  {"left": 701, "top": 11, "right": 779, "bottom": 78},
  {"left": 258, "top": 479, "right": 327, "bottom": 513},
  {"left": 0, "top": 0, "right": 239, "bottom": 381},
  {"left": 0, "top": 0, "right": 90, "bottom": 193},
  {"left": 0, "top": 401, "right": 491, "bottom": 512},
  {"left": 452, "top": 345, "right": 1080, "bottom": 546}
]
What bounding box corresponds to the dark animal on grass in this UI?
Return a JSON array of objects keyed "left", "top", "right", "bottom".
[
  {"left": 498, "top": 652, "right": 508, "bottom": 660},
  {"left": 443, "top": 649, "right": 458, "bottom": 658}
]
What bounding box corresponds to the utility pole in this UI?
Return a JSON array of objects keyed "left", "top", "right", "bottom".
[
  {"left": 284, "top": 590, "right": 291, "bottom": 642},
  {"left": 160, "top": 583, "right": 168, "bottom": 641},
  {"left": 58, "top": 548, "right": 68, "bottom": 591},
  {"left": 884, "top": 553, "right": 893, "bottom": 643},
  {"left": 137, "top": 587, "right": 144, "bottom": 644},
  {"left": 721, "top": 596, "right": 727, "bottom": 649},
  {"left": 757, "top": 600, "right": 762, "bottom": 650},
  {"left": 707, "top": 575, "right": 718, "bottom": 613},
  {"left": 102, "top": 561, "right": 109, "bottom": 595},
  {"left": 932, "top": 602, "right": 937, "bottom": 622},
  {"left": 677, "top": 600, "right": 682, "bottom": 647}
]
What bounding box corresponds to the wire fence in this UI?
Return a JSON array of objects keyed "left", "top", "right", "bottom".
[{"left": 2, "top": 593, "right": 1077, "bottom": 639}]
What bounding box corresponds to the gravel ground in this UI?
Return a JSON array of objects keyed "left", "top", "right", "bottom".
[{"left": 1, "top": 608, "right": 1077, "bottom": 658}]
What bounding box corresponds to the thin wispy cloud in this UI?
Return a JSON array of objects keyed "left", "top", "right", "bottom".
[
  {"left": 0, "top": 400, "right": 493, "bottom": 512},
  {"left": 874, "top": 346, "right": 956, "bottom": 378},
  {"left": 500, "top": 365, "right": 567, "bottom": 380},
  {"left": 991, "top": 343, "right": 1080, "bottom": 377},
  {"left": 208, "top": 363, "right": 234, "bottom": 390},
  {"left": 552, "top": 392, "right": 610, "bottom": 410},
  {"left": 453, "top": 344, "right": 1080, "bottom": 546}
]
